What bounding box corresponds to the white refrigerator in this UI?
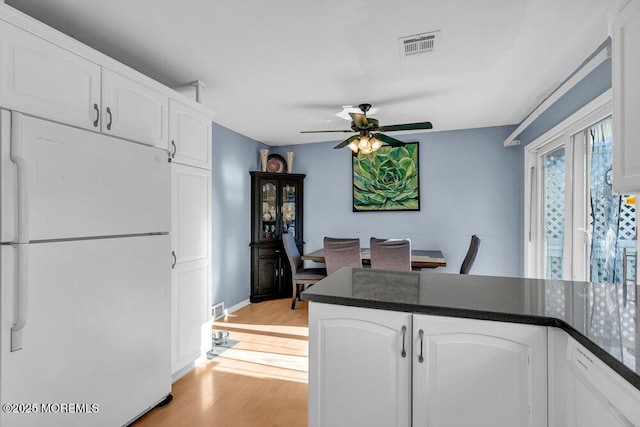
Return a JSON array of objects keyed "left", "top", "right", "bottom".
[{"left": 0, "top": 110, "right": 172, "bottom": 426}]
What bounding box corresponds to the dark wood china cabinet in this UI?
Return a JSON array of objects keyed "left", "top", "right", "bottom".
[{"left": 249, "top": 171, "right": 305, "bottom": 302}]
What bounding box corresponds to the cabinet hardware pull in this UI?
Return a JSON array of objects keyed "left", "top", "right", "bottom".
[
  {"left": 171, "top": 251, "right": 177, "bottom": 269},
  {"left": 93, "top": 103, "right": 99, "bottom": 127},
  {"left": 418, "top": 329, "right": 424, "bottom": 363},
  {"left": 106, "top": 107, "right": 112, "bottom": 130},
  {"left": 171, "top": 140, "right": 177, "bottom": 158},
  {"left": 401, "top": 325, "right": 407, "bottom": 358}
]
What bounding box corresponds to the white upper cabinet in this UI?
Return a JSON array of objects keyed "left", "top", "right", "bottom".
[
  {"left": 169, "top": 99, "right": 212, "bottom": 169},
  {"left": 101, "top": 68, "right": 168, "bottom": 149},
  {"left": 0, "top": 20, "right": 100, "bottom": 131},
  {"left": 613, "top": 0, "right": 640, "bottom": 193}
]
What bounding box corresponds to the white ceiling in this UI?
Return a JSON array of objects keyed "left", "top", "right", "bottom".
[{"left": 6, "top": 0, "right": 617, "bottom": 146}]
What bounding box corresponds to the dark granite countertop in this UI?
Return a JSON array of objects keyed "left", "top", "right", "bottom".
[{"left": 301, "top": 268, "right": 639, "bottom": 390}]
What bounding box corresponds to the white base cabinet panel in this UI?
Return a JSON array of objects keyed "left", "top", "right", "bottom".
[
  {"left": 308, "top": 303, "right": 411, "bottom": 427},
  {"left": 412, "top": 314, "right": 547, "bottom": 427}
]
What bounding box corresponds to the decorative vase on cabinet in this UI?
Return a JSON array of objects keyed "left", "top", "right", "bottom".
[{"left": 250, "top": 171, "right": 306, "bottom": 302}]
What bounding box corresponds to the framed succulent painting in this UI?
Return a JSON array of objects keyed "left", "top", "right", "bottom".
[{"left": 352, "top": 142, "right": 420, "bottom": 211}]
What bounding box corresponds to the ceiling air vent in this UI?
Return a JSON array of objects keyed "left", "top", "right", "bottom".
[{"left": 399, "top": 31, "right": 440, "bottom": 58}]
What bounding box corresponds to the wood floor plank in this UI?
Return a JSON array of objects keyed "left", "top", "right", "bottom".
[{"left": 131, "top": 298, "right": 309, "bottom": 427}]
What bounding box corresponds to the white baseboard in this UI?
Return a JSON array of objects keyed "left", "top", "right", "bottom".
[
  {"left": 225, "top": 298, "right": 250, "bottom": 315},
  {"left": 171, "top": 360, "right": 196, "bottom": 383}
]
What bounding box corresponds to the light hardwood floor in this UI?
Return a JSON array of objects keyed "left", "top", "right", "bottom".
[{"left": 132, "top": 298, "right": 309, "bottom": 427}]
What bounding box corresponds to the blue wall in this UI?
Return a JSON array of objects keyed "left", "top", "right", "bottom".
[
  {"left": 273, "top": 125, "right": 520, "bottom": 278},
  {"left": 211, "top": 123, "right": 266, "bottom": 308},
  {"left": 518, "top": 58, "right": 612, "bottom": 146},
  {"left": 211, "top": 50, "right": 612, "bottom": 308}
]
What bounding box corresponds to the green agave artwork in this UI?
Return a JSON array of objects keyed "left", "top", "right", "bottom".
[{"left": 352, "top": 142, "right": 420, "bottom": 211}]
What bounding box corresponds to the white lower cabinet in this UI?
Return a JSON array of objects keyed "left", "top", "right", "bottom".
[
  {"left": 308, "top": 303, "right": 547, "bottom": 427},
  {"left": 413, "top": 314, "right": 547, "bottom": 427},
  {"left": 170, "top": 163, "right": 212, "bottom": 378},
  {"left": 308, "top": 303, "right": 411, "bottom": 427}
]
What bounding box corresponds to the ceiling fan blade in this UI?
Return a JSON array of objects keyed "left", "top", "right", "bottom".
[
  {"left": 349, "top": 112, "right": 369, "bottom": 128},
  {"left": 334, "top": 135, "right": 359, "bottom": 149},
  {"left": 300, "top": 129, "right": 354, "bottom": 133},
  {"left": 372, "top": 133, "right": 406, "bottom": 147},
  {"left": 378, "top": 122, "right": 433, "bottom": 132}
]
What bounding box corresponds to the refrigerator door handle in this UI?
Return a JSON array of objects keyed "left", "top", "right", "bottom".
[
  {"left": 10, "top": 112, "right": 30, "bottom": 244},
  {"left": 11, "top": 244, "right": 29, "bottom": 352},
  {"left": 9, "top": 112, "right": 30, "bottom": 352}
]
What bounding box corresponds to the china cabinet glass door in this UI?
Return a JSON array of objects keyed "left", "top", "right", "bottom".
[
  {"left": 260, "top": 181, "right": 277, "bottom": 241},
  {"left": 281, "top": 182, "right": 299, "bottom": 240}
]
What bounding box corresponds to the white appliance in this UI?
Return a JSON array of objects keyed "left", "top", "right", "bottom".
[{"left": 0, "top": 110, "right": 171, "bottom": 426}]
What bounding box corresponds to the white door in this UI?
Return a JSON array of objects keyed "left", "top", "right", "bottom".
[
  {"left": 308, "top": 302, "right": 411, "bottom": 427},
  {"left": 613, "top": 0, "right": 640, "bottom": 193},
  {"left": 171, "top": 163, "right": 211, "bottom": 375},
  {"left": 0, "top": 235, "right": 171, "bottom": 427},
  {"left": 169, "top": 99, "right": 212, "bottom": 169},
  {"left": 412, "top": 314, "right": 547, "bottom": 427},
  {"left": 0, "top": 21, "right": 101, "bottom": 131},
  {"left": 526, "top": 101, "right": 636, "bottom": 284},
  {"left": 0, "top": 111, "right": 170, "bottom": 242},
  {"left": 101, "top": 68, "right": 168, "bottom": 149}
]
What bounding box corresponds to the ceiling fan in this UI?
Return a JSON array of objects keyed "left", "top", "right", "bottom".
[{"left": 300, "top": 103, "right": 433, "bottom": 153}]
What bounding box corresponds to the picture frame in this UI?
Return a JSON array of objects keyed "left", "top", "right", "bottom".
[{"left": 352, "top": 142, "right": 420, "bottom": 212}]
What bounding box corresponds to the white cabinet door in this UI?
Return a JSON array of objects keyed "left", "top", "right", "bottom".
[
  {"left": 0, "top": 20, "right": 100, "bottom": 130},
  {"left": 412, "top": 314, "right": 547, "bottom": 427},
  {"left": 102, "top": 68, "right": 168, "bottom": 148},
  {"left": 308, "top": 302, "right": 411, "bottom": 427},
  {"left": 169, "top": 99, "right": 212, "bottom": 169},
  {"left": 170, "top": 163, "right": 211, "bottom": 376},
  {"left": 613, "top": 0, "right": 640, "bottom": 193},
  {"left": 171, "top": 260, "right": 210, "bottom": 375}
]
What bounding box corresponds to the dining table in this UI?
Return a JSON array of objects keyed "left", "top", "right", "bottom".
[{"left": 301, "top": 248, "right": 446, "bottom": 270}]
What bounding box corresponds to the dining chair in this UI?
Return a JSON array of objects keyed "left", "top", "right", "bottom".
[
  {"left": 282, "top": 232, "right": 327, "bottom": 309},
  {"left": 323, "top": 237, "right": 362, "bottom": 275},
  {"left": 460, "top": 234, "right": 481, "bottom": 274},
  {"left": 369, "top": 237, "right": 412, "bottom": 271}
]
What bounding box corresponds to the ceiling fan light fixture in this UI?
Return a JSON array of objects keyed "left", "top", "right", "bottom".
[
  {"left": 348, "top": 141, "right": 359, "bottom": 153},
  {"left": 358, "top": 135, "right": 370, "bottom": 149},
  {"left": 370, "top": 137, "right": 382, "bottom": 151}
]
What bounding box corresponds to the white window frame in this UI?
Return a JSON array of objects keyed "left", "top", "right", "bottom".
[{"left": 524, "top": 89, "right": 612, "bottom": 279}]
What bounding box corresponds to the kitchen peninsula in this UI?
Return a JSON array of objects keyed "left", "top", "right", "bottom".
[{"left": 301, "top": 268, "right": 640, "bottom": 427}]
